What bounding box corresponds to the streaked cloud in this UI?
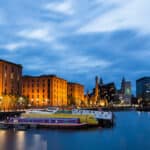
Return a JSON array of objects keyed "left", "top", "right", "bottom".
[
  {"left": 0, "top": 42, "right": 28, "bottom": 51},
  {"left": 43, "top": 0, "right": 74, "bottom": 15},
  {"left": 18, "top": 28, "right": 53, "bottom": 42},
  {"left": 62, "top": 55, "right": 111, "bottom": 70},
  {"left": 78, "top": 0, "right": 150, "bottom": 34}
]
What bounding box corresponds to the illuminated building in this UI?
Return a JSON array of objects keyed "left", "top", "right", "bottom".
[
  {"left": 85, "top": 76, "right": 100, "bottom": 106},
  {"left": 100, "top": 82, "right": 116, "bottom": 103},
  {"left": 0, "top": 59, "right": 22, "bottom": 96},
  {"left": 136, "top": 77, "right": 150, "bottom": 102},
  {"left": 67, "top": 82, "right": 84, "bottom": 106},
  {"left": 120, "top": 77, "right": 132, "bottom": 103},
  {"left": 85, "top": 76, "right": 117, "bottom": 106},
  {"left": 22, "top": 75, "right": 67, "bottom": 107}
]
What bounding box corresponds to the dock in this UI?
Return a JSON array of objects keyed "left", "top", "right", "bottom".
[{"left": 0, "top": 121, "right": 89, "bottom": 130}]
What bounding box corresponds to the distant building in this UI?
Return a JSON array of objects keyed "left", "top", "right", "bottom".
[
  {"left": 85, "top": 76, "right": 108, "bottom": 106},
  {"left": 67, "top": 82, "right": 84, "bottom": 106},
  {"left": 22, "top": 75, "right": 67, "bottom": 107},
  {"left": 100, "top": 82, "right": 116, "bottom": 103},
  {"left": 120, "top": 77, "right": 132, "bottom": 103},
  {"left": 0, "top": 59, "right": 22, "bottom": 96},
  {"left": 136, "top": 77, "right": 150, "bottom": 102}
]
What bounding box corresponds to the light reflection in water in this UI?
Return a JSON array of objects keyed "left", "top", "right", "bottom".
[
  {"left": 27, "top": 134, "right": 47, "bottom": 150},
  {"left": 137, "top": 111, "right": 141, "bottom": 116},
  {"left": 0, "top": 130, "right": 6, "bottom": 150},
  {"left": 16, "top": 131, "right": 25, "bottom": 150},
  {"left": 0, "top": 130, "right": 47, "bottom": 150}
]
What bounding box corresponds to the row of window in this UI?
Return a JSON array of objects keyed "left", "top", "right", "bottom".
[{"left": 26, "top": 94, "right": 66, "bottom": 100}]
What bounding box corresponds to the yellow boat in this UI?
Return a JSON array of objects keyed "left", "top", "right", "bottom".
[{"left": 21, "top": 113, "right": 98, "bottom": 126}]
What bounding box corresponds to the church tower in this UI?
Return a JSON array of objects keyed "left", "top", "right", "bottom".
[
  {"left": 94, "top": 76, "right": 99, "bottom": 104},
  {"left": 121, "top": 77, "right": 125, "bottom": 94}
]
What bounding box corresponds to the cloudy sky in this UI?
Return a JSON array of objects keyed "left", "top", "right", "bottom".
[{"left": 0, "top": 0, "right": 150, "bottom": 94}]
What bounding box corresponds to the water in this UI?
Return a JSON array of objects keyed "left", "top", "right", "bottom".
[{"left": 0, "top": 111, "right": 150, "bottom": 150}]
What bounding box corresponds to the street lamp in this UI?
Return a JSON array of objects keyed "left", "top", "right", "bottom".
[
  {"left": 36, "top": 99, "right": 39, "bottom": 108},
  {"left": 0, "top": 96, "right": 3, "bottom": 111},
  {"left": 18, "top": 97, "right": 24, "bottom": 110}
]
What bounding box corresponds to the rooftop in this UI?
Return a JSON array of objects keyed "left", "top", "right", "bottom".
[
  {"left": 68, "top": 82, "right": 84, "bottom": 87},
  {"left": 23, "top": 74, "right": 67, "bottom": 81},
  {"left": 0, "top": 59, "right": 22, "bottom": 68},
  {"left": 136, "top": 77, "right": 150, "bottom": 82}
]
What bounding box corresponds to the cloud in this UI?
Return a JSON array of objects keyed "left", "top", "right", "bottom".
[
  {"left": 0, "top": 9, "right": 7, "bottom": 24},
  {"left": 78, "top": 0, "right": 150, "bottom": 34},
  {"left": 63, "top": 55, "right": 111, "bottom": 71},
  {"left": 18, "top": 28, "right": 53, "bottom": 42},
  {"left": 0, "top": 0, "right": 149, "bottom": 93},
  {"left": 43, "top": 0, "right": 74, "bottom": 15},
  {"left": 0, "top": 42, "right": 28, "bottom": 51}
]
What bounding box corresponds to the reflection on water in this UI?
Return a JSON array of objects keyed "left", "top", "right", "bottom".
[
  {"left": 16, "top": 131, "right": 25, "bottom": 150},
  {"left": 0, "top": 130, "right": 48, "bottom": 150},
  {"left": 0, "top": 130, "right": 6, "bottom": 150},
  {"left": 0, "top": 111, "right": 150, "bottom": 150}
]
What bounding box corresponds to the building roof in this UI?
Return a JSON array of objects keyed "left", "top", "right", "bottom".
[
  {"left": 68, "top": 82, "right": 84, "bottom": 87},
  {"left": 0, "top": 59, "right": 22, "bottom": 68},
  {"left": 23, "top": 74, "right": 67, "bottom": 81},
  {"left": 136, "top": 77, "right": 150, "bottom": 82},
  {"left": 101, "top": 82, "right": 116, "bottom": 87}
]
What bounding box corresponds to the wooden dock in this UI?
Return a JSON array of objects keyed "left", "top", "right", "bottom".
[{"left": 0, "top": 122, "right": 89, "bottom": 130}]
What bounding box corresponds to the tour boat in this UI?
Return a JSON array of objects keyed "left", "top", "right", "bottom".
[
  {"left": 21, "top": 113, "right": 98, "bottom": 126},
  {"left": 72, "top": 109, "right": 114, "bottom": 127},
  {"left": 1, "top": 117, "right": 88, "bottom": 130},
  {"left": 25, "top": 107, "right": 59, "bottom": 114}
]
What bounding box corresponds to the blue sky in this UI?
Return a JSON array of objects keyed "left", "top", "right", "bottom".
[{"left": 0, "top": 0, "right": 150, "bottom": 94}]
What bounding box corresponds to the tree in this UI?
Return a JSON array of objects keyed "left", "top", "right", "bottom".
[
  {"left": 0, "top": 95, "right": 17, "bottom": 111},
  {"left": 68, "top": 96, "right": 76, "bottom": 106},
  {"left": 16, "top": 96, "right": 29, "bottom": 109}
]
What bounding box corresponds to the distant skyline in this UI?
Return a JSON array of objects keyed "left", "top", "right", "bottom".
[{"left": 0, "top": 0, "right": 150, "bottom": 94}]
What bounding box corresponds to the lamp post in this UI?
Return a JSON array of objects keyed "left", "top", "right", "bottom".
[
  {"left": 36, "top": 99, "right": 39, "bottom": 108},
  {"left": 0, "top": 101, "right": 2, "bottom": 112},
  {"left": 42, "top": 99, "right": 45, "bottom": 108},
  {"left": 46, "top": 99, "right": 49, "bottom": 106},
  {"left": 18, "top": 97, "right": 23, "bottom": 110},
  {"left": 0, "top": 96, "right": 3, "bottom": 112},
  {"left": 31, "top": 99, "right": 34, "bottom": 108}
]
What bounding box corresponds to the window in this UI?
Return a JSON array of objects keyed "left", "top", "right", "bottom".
[
  {"left": 11, "top": 67, "right": 14, "bottom": 72},
  {"left": 4, "top": 89, "right": 7, "bottom": 94},
  {"left": 5, "top": 65, "right": 7, "bottom": 70},
  {"left": 10, "top": 73, "right": 14, "bottom": 79}
]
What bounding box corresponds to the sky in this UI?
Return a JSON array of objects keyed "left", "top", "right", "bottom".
[{"left": 0, "top": 0, "right": 150, "bottom": 94}]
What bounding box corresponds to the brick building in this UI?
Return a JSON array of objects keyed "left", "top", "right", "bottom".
[
  {"left": 22, "top": 75, "right": 67, "bottom": 107},
  {"left": 0, "top": 59, "right": 22, "bottom": 96},
  {"left": 67, "top": 82, "right": 84, "bottom": 106}
]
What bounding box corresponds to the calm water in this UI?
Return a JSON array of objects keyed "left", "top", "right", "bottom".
[{"left": 0, "top": 111, "right": 150, "bottom": 150}]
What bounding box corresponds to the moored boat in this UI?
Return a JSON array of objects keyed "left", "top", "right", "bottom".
[
  {"left": 4, "top": 117, "right": 88, "bottom": 129},
  {"left": 25, "top": 107, "right": 59, "bottom": 114},
  {"left": 21, "top": 113, "right": 99, "bottom": 127},
  {"left": 72, "top": 109, "right": 114, "bottom": 127}
]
